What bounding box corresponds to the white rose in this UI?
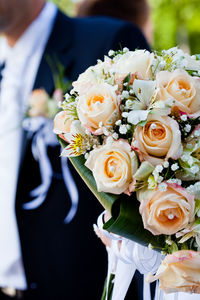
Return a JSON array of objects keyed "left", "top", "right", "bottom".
[
  {"left": 73, "top": 57, "right": 113, "bottom": 95},
  {"left": 112, "top": 50, "right": 153, "bottom": 79},
  {"left": 77, "top": 83, "right": 119, "bottom": 134},
  {"left": 85, "top": 140, "right": 138, "bottom": 194}
]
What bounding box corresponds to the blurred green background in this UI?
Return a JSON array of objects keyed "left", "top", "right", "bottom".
[{"left": 50, "top": 0, "right": 200, "bottom": 54}]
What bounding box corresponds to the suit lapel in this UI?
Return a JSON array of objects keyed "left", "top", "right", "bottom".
[{"left": 33, "top": 10, "right": 74, "bottom": 92}]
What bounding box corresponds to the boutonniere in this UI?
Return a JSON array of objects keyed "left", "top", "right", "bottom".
[
  {"left": 27, "top": 88, "right": 62, "bottom": 119},
  {"left": 22, "top": 85, "right": 78, "bottom": 223}
]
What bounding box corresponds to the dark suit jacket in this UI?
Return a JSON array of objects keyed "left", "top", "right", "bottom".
[{"left": 15, "top": 10, "right": 150, "bottom": 300}]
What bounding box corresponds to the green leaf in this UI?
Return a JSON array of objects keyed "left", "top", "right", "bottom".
[
  {"left": 137, "top": 120, "right": 147, "bottom": 127},
  {"left": 123, "top": 73, "right": 131, "bottom": 85},
  {"left": 101, "top": 274, "right": 115, "bottom": 300},
  {"left": 195, "top": 54, "right": 200, "bottom": 61},
  {"left": 57, "top": 135, "right": 68, "bottom": 149}
]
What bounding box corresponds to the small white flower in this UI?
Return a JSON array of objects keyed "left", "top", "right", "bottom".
[
  {"left": 115, "top": 120, "right": 121, "bottom": 126},
  {"left": 184, "top": 124, "right": 191, "bottom": 133},
  {"left": 119, "top": 124, "right": 127, "bottom": 134},
  {"left": 85, "top": 129, "right": 91, "bottom": 135},
  {"left": 158, "top": 176, "right": 164, "bottom": 183},
  {"left": 165, "top": 238, "right": 173, "bottom": 245},
  {"left": 171, "top": 163, "right": 179, "bottom": 171},
  {"left": 195, "top": 182, "right": 200, "bottom": 190},
  {"left": 99, "top": 121, "right": 103, "bottom": 127},
  {"left": 159, "top": 61, "right": 166, "bottom": 69},
  {"left": 112, "top": 132, "right": 119, "bottom": 140},
  {"left": 103, "top": 128, "right": 110, "bottom": 136},
  {"left": 152, "top": 170, "right": 159, "bottom": 182},
  {"left": 129, "top": 89, "right": 134, "bottom": 95},
  {"left": 163, "top": 161, "right": 169, "bottom": 168},
  {"left": 194, "top": 130, "right": 200, "bottom": 137},
  {"left": 125, "top": 100, "right": 132, "bottom": 108},
  {"left": 122, "top": 90, "right": 129, "bottom": 99},
  {"left": 122, "top": 112, "right": 129, "bottom": 118},
  {"left": 65, "top": 93, "right": 70, "bottom": 100},
  {"left": 187, "top": 185, "right": 195, "bottom": 194},
  {"left": 190, "top": 165, "right": 199, "bottom": 174},
  {"left": 180, "top": 114, "right": 187, "bottom": 121},
  {"left": 181, "top": 154, "right": 189, "bottom": 162},
  {"left": 148, "top": 244, "right": 153, "bottom": 250},
  {"left": 188, "top": 157, "right": 194, "bottom": 166},
  {"left": 70, "top": 89, "right": 75, "bottom": 95},
  {"left": 177, "top": 179, "right": 182, "bottom": 186},
  {"left": 108, "top": 50, "right": 115, "bottom": 57},
  {"left": 58, "top": 101, "right": 62, "bottom": 108},
  {"left": 155, "top": 164, "right": 163, "bottom": 173},
  {"left": 84, "top": 153, "right": 89, "bottom": 160},
  {"left": 123, "top": 47, "right": 129, "bottom": 53},
  {"left": 106, "top": 136, "right": 114, "bottom": 145}
]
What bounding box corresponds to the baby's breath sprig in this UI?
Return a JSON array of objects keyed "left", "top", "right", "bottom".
[
  {"left": 108, "top": 47, "right": 129, "bottom": 59},
  {"left": 61, "top": 92, "right": 79, "bottom": 120}
]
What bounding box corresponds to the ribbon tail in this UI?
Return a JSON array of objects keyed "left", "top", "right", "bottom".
[
  {"left": 155, "top": 280, "right": 164, "bottom": 300},
  {"left": 143, "top": 277, "right": 151, "bottom": 300},
  {"left": 61, "top": 156, "right": 79, "bottom": 223},
  {"left": 23, "top": 132, "right": 53, "bottom": 210},
  {"left": 112, "top": 259, "right": 136, "bottom": 300},
  {"left": 23, "top": 193, "right": 46, "bottom": 210}
]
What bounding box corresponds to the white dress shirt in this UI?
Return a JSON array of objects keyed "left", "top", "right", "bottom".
[{"left": 0, "top": 2, "right": 57, "bottom": 290}]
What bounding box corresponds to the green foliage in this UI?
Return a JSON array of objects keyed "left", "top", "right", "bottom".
[
  {"left": 49, "top": 0, "right": 75, "bottom": 16},
  {"left": 149, "top": 0, "right": 200, "bottom": 54}
]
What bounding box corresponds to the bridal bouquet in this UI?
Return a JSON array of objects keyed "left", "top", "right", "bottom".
[{"left": 54, "top": 47, "right": 200, "bottom": 294}]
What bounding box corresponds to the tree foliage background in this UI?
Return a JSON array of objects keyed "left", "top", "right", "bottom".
[{"left": 50, "top": 0, "right": 200, "bottom": 54}]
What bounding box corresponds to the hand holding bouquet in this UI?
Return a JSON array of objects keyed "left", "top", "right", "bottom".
[{"left": 54, "top": 47, "right": 200, "bottom": 295}]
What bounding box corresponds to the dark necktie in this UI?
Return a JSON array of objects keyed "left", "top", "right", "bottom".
[{"left": 0, "top": 62, "right": 5, "bottom": 83}]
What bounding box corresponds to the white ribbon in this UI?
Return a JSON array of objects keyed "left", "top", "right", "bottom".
[
  {"left": 96, "top": 211, "right": 162, "bottom": 300},
  {"left": 22, "top": 117, "right": 79, "bottom": 223}
]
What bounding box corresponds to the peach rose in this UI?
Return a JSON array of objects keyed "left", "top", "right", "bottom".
[
  {"left": 112, "top": 50, "right": 153, "bottom": 79},
  {"left": 77, "top": 83, "right": 119, "bottom": 135},
  {"left": 29, "top": 89, "right": 48, "bottom": 117},
  {"left": 133, "top": 114, "right": 182, "bottom": 166},
  {"left": 157, "top": 69, "right": 200, "bottom": 116},
  {"left": 147, "top": 250, "right": 200, "bottom": 294},
  {"left": 85, "top": 140, "right": 138, "bottom": 194},
  {"left": 138, "top": 184, "right": 195, "bottom": 235},
  {"left": 53, "top": 111, "right": 72, "bottom": 136}
]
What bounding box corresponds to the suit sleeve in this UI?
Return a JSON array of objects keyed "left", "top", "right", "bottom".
[{"left": 110, "top": 22, "right": 151, "bottom": 52}]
